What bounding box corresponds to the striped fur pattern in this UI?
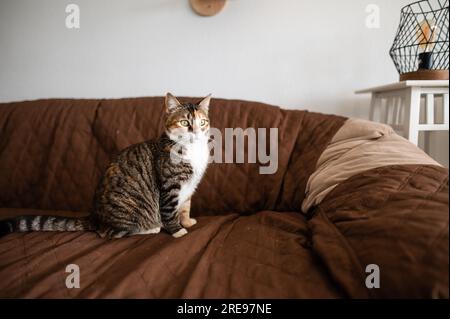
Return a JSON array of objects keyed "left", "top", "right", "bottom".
[
  {"left": 0, "top": 215, "right": 93, "bottom": 235},
  {"left": 0, "top": 93, "right": 211, "bottom": 239}
]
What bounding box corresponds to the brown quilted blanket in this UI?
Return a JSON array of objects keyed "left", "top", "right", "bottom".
[{"left": 0, "top": 97, "right": 448, "bottom": 298}]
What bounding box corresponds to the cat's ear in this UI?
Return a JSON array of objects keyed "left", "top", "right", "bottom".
[
  {"left": 198, "top": 94, "right": 212, "bottom": 113},
  {"left": 165, "top": 93, "right": 182, "bottom": 113}
]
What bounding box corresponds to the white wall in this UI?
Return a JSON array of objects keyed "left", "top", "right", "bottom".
[{"left": 0, "top": 0, "right": 448, "bottom": 165}]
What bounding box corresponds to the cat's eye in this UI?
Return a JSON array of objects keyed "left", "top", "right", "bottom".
[
  {"left": 200, "top": 119, "right": 208, "bottom": 126},
  {"left": 180, "top": 120, "right": 190, "bottom": 127}
]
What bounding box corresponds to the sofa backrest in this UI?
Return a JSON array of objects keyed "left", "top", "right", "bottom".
[{"left": 0, "top": 97, "right": 345, "bottom": 215}]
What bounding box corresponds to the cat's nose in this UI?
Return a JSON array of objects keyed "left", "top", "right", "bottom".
[{"left": 192, "top": 125, "right": 201, "bottom": 134}]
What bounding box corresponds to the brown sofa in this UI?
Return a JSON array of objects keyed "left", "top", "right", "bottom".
[{"left": 0, "top": 97, "right": 448, "bottom": 298}]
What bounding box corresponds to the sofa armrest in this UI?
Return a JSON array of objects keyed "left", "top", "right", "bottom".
[
  {"left": 308, "top": 164, "right": 449, "bottom": 298},
  {"left": 302, "top": 118, "right": 441, "bottom": 213}
]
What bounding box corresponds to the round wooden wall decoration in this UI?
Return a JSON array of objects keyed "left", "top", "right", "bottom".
[{"left": 190, "top": 0, "right": 227, "bottom": 17}]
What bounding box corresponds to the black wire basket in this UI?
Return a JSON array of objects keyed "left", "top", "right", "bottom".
[{"left": 389, "top": 0, "right": 449, "bottom": 81}]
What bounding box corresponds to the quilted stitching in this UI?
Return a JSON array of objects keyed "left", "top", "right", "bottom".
[
  {"left": 0, "top": 97, "right": 346, "bottom": 214},
  {"left": 309, "top": 164, "right": 449, "bottom": 298}
]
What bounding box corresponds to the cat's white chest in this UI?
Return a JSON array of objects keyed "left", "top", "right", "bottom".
[{"left": 178, "top": 139, "right": 209, "bottom": 206}]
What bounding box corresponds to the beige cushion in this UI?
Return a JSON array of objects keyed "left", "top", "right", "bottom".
[{"left": 301, "top": 118, "right": 442, "bottom": 212}]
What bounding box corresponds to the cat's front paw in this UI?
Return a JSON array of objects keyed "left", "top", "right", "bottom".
[
  {"left": 181, "top": 218, "right": 197, "bottom": 228},
  {"left": 172, "top": 228, "right": 188, "bottom": 238}
]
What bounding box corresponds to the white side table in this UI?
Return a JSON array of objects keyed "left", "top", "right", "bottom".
[{"left": 356, "top": 80, "right": 449, "bottom": 152}]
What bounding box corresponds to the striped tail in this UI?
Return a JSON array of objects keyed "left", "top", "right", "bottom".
[{"left": 0, "top": 215, "right": 94, "bottom": 236}]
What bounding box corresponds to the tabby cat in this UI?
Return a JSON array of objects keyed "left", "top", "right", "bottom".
[{"left": 0, "top": 93, "right": 211, "bottom": 239}]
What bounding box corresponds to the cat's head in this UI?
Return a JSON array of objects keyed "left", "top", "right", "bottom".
[{"left": 164, "top": 93, "right": 211, "bottom": 143}]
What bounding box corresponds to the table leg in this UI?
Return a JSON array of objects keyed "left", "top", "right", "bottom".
[
  {"left": 369, "top": 93, "right": 376, "bottom": 121},
  {"left": 403, "top": 87, "right": 421, "bottom": 146}
]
